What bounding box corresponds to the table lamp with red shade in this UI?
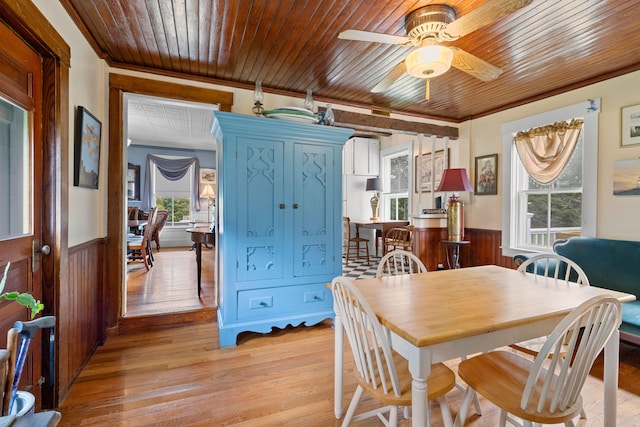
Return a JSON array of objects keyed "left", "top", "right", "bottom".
[{"left": 435, "top": 168, "right": 473, "bottom": 241}]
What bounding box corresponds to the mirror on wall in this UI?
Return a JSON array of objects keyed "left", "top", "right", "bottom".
[{"left": 127, "top": 163, "right": 140, "bottom": 201}]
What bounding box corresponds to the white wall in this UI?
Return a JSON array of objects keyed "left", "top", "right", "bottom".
[
  {"left": 464, "top": 71, "right": 640, "bottom": 241},
  {"left": 33, "top": 0, "right": 109, "bottom": 247},
  {"left": 381, "top": 132, "right": 469, "bottom": 214}
]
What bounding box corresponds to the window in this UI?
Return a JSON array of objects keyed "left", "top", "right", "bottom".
[
  {"left": 514, "top": 131, "right": 583, "bottom": 248},
  {"left": 152, "top": 161, "right": 194, "bottom": 225},
  {"left": 0, "top": 97, "right": 29, "bottom": 239},
  {"left": 380, "top": 143, "right": 411, "bottom": 220},
  {"left": 501, "top": 100, "right": 599, "bottom": 255}
]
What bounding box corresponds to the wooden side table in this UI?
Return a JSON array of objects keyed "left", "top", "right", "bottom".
[
  {"left": 186, "top": 227, "right": 215, "bottom": 296},
  {"left": 440, "top": 240, "right": 470, "bottom": 269}
]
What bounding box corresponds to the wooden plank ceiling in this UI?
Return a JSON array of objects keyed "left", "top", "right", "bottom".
[{"left": 60, "top": 0, "right": 640, "bottom": 123}]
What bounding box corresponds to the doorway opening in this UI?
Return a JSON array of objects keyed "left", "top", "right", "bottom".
[
  {"left": 123, "top": 93, "right": 218, "bottom": 318},
  {"left": 106, "top": 74, "right": 233, "bottom": 333}
]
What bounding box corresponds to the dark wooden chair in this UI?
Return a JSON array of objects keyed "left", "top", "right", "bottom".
[
  {"left": 151, "top": 210, "right": 169, "bottom": 251},
  {"left": 127, "top": 207, "right": 156, "bottom": 271},
  {"left": 383, "top": 225, "right": 414, "bottom": 254},
  {"left": 342, "top": 217, "right": 369, "bottom": 266}
]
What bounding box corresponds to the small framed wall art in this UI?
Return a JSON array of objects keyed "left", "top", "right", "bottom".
[
  {"left": 127, "top": 163, "right": 140, "bottom": 201},
  {"left": 199, "top": 168, "right": 216, "bottom": 185},
  {"left": 613, "top": 159, "right": 640, "bottom": 195},
  {"left": 621, "top": 103, "right": 640, "bottom": 147},
  {"left": 475, "top": 154, "right": 498, "bottom": 195},
  {"left": 73, "top": 106, "right": 102, "bottom": 189},
  {"left": 415, "top": 149, "right": 449, "bottom": 192}
]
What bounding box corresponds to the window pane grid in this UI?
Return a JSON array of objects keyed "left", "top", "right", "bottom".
[
  {"left": 512, "top": 121, "right": 584, "bottom": 251},
  {"left": 389, "top": 155, "right": 409, "bottom": 194},
  {"left": 382, "top": 147, "right": 410, "bottom": 221},
  {"left": 388, "top": 195, "right": 408, "bottom": 220},
  {"left": 152, "top": 163, "right": 194, "bottom": 226}
]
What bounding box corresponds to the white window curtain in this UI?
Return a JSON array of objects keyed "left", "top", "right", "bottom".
[
  {"left": 513, "top": 118, "right": 584, "bottom": 184},
  {"left": 142, "top": 154, "right": 200, "bottom": 211}
]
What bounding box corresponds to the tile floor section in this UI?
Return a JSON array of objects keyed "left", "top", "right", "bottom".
[{"left": 341, "top": 254, "right": 380, "bottom": 279}]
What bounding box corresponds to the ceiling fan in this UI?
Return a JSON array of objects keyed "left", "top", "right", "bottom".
[{"left": 338, "top": 0, "right": 533, "bottom": 99}]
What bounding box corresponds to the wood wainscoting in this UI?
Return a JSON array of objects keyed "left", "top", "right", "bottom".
[
  {"left": 413, "top": 227, "right": 516, "bottom": 270},
  {"left": 61, "top": 238, "right": 107, "bottom": 399}
]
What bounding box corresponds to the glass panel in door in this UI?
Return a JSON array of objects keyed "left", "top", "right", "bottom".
[{"left": 0, "top": 97, "right": 29, "bottom": 239}]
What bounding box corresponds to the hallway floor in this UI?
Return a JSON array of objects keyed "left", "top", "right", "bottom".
[{"left": 126, "top": 246, "right": 216, "bottom": 316}]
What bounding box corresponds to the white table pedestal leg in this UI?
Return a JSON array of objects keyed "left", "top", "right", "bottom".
[{"left": 411, "top": 377, "right": 428, "bottom": 426}]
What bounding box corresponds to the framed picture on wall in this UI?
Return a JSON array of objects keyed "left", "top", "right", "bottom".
[
  {"left": 475, "top": 154, "right": 498, "bottom": 195},
  {"left": 621, "top": 103, "right": 640, "bottom": 147},
  {"left": 415, "top": 149, "right": 449, "bottom": 192},
  {"left": 199, "top": 168, "right": 216, "bottom": 185},
  {"left": 613, "top": 159, "right": 640, "bottom": 195},
  {"left": 73, "top": 106, "right": 102, "bottom": 189}
]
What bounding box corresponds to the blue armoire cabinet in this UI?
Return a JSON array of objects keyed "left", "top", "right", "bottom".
[{"left": 212, "top": 112, "right": 354, "bottom": 347}]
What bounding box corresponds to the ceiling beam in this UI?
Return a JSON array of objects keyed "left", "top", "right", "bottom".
[{"left": 329, "top": 109, "right": 459, "bottom": 139}]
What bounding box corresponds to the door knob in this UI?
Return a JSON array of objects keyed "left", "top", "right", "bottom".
[{"left": 32, "top": 240, "right": 51, "bottom": 273}]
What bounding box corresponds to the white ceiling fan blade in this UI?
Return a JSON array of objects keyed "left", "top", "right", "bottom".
[
  {"left": 339, "top": 29, "right": 410, "bottom": 45},
  {"left": 371, "top": 61, "right": 407, "bottom": 93},
  {"left": 443, "top": 0, "right": 534, "bottom": 40},
  {"left": 450, "top": 47, "right": 503, "bottom": 81}
]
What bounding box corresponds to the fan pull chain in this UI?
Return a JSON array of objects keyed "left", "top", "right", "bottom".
[{"left": 425, "top": 79, "right": 430, "bottom": 101}]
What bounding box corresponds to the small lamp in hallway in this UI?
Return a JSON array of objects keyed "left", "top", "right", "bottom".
[
  {"left": 200, "top": 184, "right": 216, "bottom": 224},
  {"left": 366, "top": 177, "right": 382, "bottom": 221}
]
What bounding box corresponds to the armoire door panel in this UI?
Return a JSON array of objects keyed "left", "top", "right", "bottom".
[
  {"left": 236, "top": 137, "right": 285, "bottom": 282},
  {"left": 294, "top": 143, "right": 335, "bottom": 277}
]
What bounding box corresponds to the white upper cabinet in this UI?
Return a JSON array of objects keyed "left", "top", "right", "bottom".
[{"left": 343, "top": 137, "right": 379, "bottom": 176}]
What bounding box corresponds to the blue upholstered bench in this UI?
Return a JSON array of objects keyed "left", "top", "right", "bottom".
[{"left": 514, "top": 237, "right": 640, "bottom": 345}]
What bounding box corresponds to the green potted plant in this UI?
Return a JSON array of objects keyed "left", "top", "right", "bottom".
[{"left": 0, "top": 263, "right": 44, "bottom": 319}]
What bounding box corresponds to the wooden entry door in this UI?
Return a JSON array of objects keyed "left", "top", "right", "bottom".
[{"left": 0, "top": 20, "right": 45, "bottom": 408}]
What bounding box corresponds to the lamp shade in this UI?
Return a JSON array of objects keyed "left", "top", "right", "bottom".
[
  {"left": 200, "top": 184, "right": 216, "bottom": 199},
  {"left": 366, "top": 177, "right": 382, "bottom": 192},
  {"left": 405, "top": 45, "right": 453, "bottom": 79},
  {"left": 435, "top": 168, "right": 473, "bottom": 193}
]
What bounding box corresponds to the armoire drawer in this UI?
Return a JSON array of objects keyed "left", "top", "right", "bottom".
[{"left": 236, "top": 284, "right": 332, "bottom": 321}]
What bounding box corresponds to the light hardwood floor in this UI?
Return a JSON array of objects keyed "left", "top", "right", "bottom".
[
  {"left": 57, "top": 319, "right": 640, "bottom": 426},
  {"left": 126, "top": 246, "right": 216, "bottom": 316}
]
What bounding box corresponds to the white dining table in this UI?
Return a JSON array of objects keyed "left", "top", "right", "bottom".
[{"left": 332, "top": 265, "right": 635, "bottom": 426}]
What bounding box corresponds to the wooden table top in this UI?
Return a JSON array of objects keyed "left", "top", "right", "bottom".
[
  {"left": 350, "top": 265, "right": 635, "bottom": 348},
  {"left": 352, "top": 219, "right": 409, "bottom": 227},
  {"left": 186, "top": 226, "right": 213, "bottom": 234}
]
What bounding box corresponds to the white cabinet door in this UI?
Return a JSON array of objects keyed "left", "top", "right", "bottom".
[
  {"left": 367, "top": 139, "right": 380, "bottom": 176},
  {"left": 344, "top": 138, "right": 379, "bottom": 176}
]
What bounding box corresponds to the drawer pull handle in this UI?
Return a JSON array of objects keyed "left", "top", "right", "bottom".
[
  {"left": 293, "top": 203, "right": 299, "bottom": 209},
  {"left": 259, "top": 301, "right": 267, "bottom": 307},
  {"left": 280, "top": 204, "right": 285, "bottom": 209}
]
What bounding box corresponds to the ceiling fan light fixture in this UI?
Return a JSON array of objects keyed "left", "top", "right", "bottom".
[{"left": 405, "top": 45, "right": 453, "bottom": 79}]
